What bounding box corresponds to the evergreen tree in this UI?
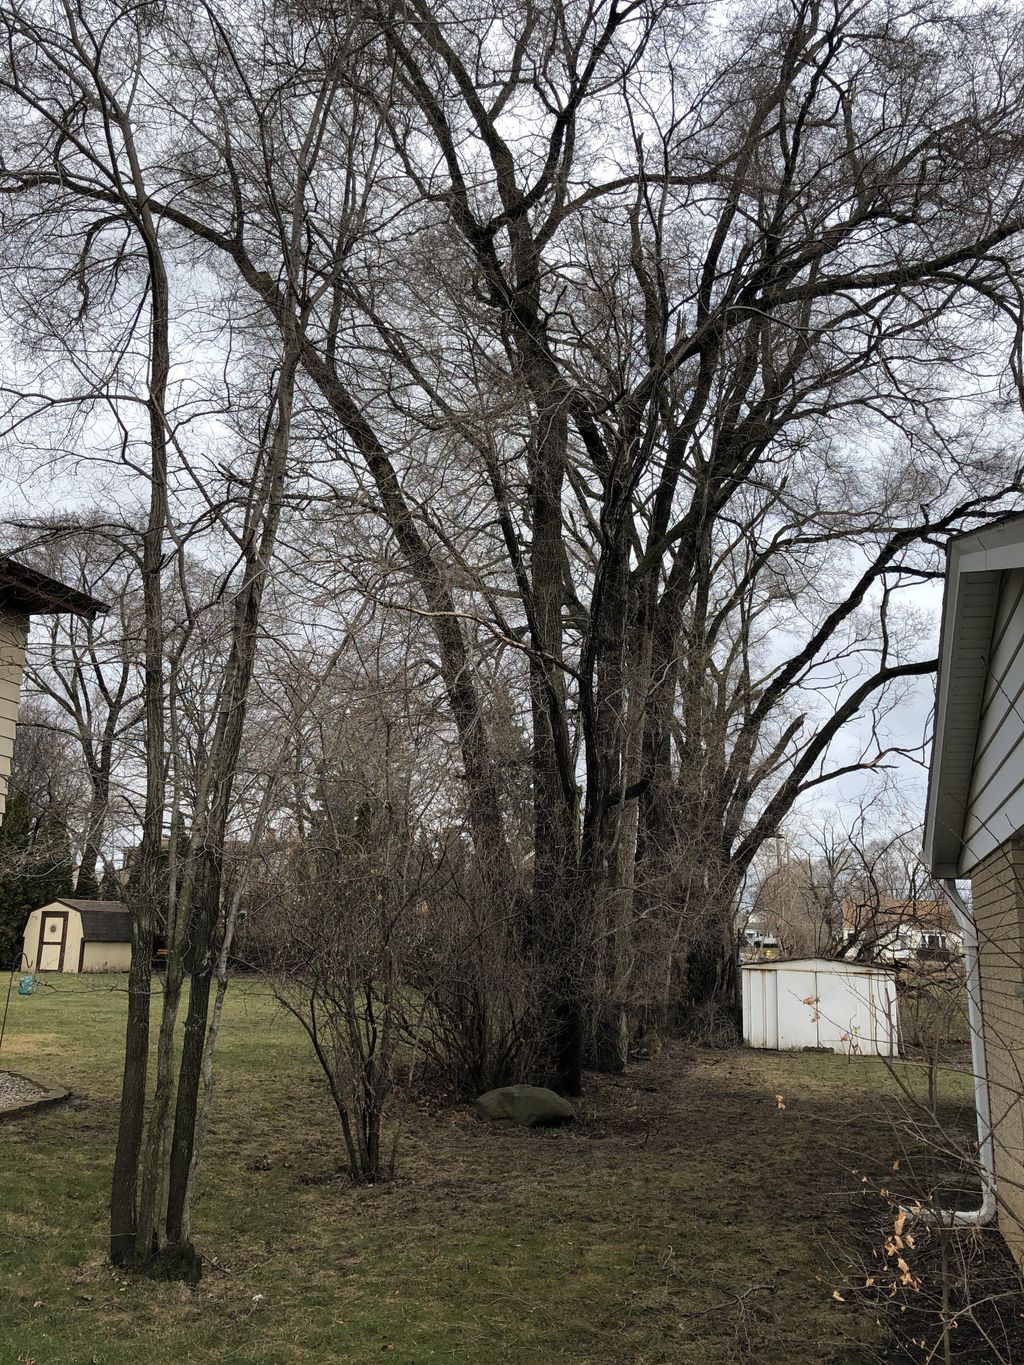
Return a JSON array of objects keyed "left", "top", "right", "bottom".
[
  {"left": 98, "top": 862, "right": 123, "bottom": 901},
  {"left": 0, "top": 790, "right": 36, "bottom": 971},
  {"left": 74, "top": 858, "right": 101, "bottom": 899},
  {"left": 0, "top": 795, "right": 74, "bottom": 972}
]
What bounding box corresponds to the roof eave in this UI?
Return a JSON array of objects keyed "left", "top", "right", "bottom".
[{"left": 0, "top": 556, "right": 108, "bottom": 619}]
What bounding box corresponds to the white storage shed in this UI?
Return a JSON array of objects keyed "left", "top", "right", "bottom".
[{"left": 741, "top": 958, "right": 899, "bottom": 1056}]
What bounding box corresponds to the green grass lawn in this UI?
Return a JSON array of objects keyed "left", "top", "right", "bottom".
[{"left": 0, "top": 975, "right": 979, "bottom": 1364}]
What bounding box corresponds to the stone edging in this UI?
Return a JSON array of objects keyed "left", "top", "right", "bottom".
[{"left": 0, "top": 1071, "right": 69, "bottom": 1121}]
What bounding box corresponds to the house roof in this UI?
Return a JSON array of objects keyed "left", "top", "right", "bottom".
[
  {"left": 0, "top": 556, "right": 108, "bottom": 619},
  {"left": 55, "top": 899, "right": 132, "bottom": 941},
  {"left": 924, "top": 512, "right": 1024, "bottom": 878}
]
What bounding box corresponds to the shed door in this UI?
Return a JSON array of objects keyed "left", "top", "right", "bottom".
[
  {"left": 776, "top": 969, "right": 817, "bottom": 1048},
  {"left": 816, "top": 969, "right": 886, "bottom": 1054},
  {"left": 36, "top": 911, "right": 68, "bottom": 971},
  {"left": 763, "top": 970, "right": 779, "bottom": 1049},
  {"left": 816, "top": 970, "right": 861, "bottom": 1052}
]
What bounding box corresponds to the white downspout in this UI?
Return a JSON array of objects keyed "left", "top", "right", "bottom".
[{"left": 907, "top": 879, "right": 996, "bottom": 1227}]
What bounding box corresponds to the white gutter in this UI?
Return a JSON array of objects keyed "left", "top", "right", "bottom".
[{"left": 907, "top": 880, "right": 996, "bottom": 1227}]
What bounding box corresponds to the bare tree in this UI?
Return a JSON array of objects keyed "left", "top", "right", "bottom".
[
  {"left": 0, "top": 0, "right": 312, "bottom": 1275},
  {"left": 318, "top": 0, "right": 1024, "bottom": 1069},
  {"left": 15, "top": 531, "right": 142, "bottom": 890}
]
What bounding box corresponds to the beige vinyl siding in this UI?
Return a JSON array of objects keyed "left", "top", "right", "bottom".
[
  {"left": 0, "top": 606, "right": 28, "bottom": 822},
  {"left": 971, "top": 841, "right": 1024, "bottom": 1268},
  {"left": 20, "top": 907, "right": 42, "bottom": 970},
  {"left": 927, "top": 569, "right": 1003, "bottom": 875},
  {"left": 962, "top": 570, "right": 1024, "bottom": 872},
  {"left": 81, "top": 941, "right": 132, "bottom": 971}
]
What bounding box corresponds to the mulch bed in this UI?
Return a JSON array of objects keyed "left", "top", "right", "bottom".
[{"left": 844, "top": 1157, "right": 1024, "bottom": 1363}]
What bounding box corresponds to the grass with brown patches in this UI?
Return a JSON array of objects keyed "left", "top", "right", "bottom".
[{"left": 0, "top": 975, "right": 978, "bottom": 1364}]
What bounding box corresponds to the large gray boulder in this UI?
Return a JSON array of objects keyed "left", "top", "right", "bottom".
[{"left": 475, "top": 1084, "right": 577, "bottom": 1128}]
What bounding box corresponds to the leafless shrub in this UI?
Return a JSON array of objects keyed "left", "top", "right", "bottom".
[
  {"left": 265, "top": 791, "right": 429, "bottom": 1183},
  {"left": 403, "top": 843, "right": 542, "bottom": 1096}
]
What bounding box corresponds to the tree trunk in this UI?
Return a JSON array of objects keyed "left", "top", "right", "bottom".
[
  {"left": 109, "top": 877, "right": 155, "bottom": 1265},
  {"left": 163, "top": 960, "right": 215, "bottom": 1263},
  {"left": 524, "top": 356, "right": 584, "bottom": 1096},
  {"left": 684, "top": 929, "right": 739, "bottom": 1023},
  {"left": 109, "top": 164, "right": 170, "bottom": 1266}
]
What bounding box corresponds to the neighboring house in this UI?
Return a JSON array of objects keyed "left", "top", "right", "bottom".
[
  {"left": 738, "top": 915, "right": 781, "bottom": 960},
  {"left": 839, "top": 896, "right": 964, "bottom": 964},
  {"left": 0, "top": 554, "right": 106, "bottom": 822},
  {"left": 924, "top": 510, "right": 1024, "bottom": 1268},
  {"left": 21, "top": 898, "right": 132, "bottom": 972}
]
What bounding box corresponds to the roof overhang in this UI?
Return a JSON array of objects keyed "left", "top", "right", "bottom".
[
  {"left": 0, "top": 556, "right": 108, "bottom": 619},
  {"left": 924, "top": 513, "right": 1024, "bottom": 878}
]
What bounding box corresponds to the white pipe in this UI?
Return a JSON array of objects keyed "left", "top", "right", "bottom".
[{"left": 906, "top": 880, "right": 996, "bottom": 1227}]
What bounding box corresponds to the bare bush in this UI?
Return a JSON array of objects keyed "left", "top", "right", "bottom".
[
  {"left": 266, "top": 793, "right": 424, "bottom": 1183},
  {"left": 405, "top": 841, "right": 542, "bottom": 1096}
]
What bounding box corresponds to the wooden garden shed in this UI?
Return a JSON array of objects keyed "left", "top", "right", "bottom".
[{"left": 21, "top": 898, "right": 132, "bottom": 973}]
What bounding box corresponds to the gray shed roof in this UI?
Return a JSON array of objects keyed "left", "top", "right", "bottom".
[
  {"left": 924, "top": 512, "right": 1024, "bottom": 877},
  {"left": 56, "top": 899, "right": 132, "bottom": 942},
  {"left": 740, "top": 957, "right": 893, "bottom": 975}
]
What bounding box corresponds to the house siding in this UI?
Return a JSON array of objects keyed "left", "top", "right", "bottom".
[
  {"left": 930, "top": 568, "right": 1003, "bottom": 875},
  {"left": 962, "top": 570, "right": 1024, "bottom": 872},
  {"left": 0, "top": 606, "right": 28, "bottom": 822},
  {"left": 971, "top": 840, "right": 1024, "bottom": 1267}
]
